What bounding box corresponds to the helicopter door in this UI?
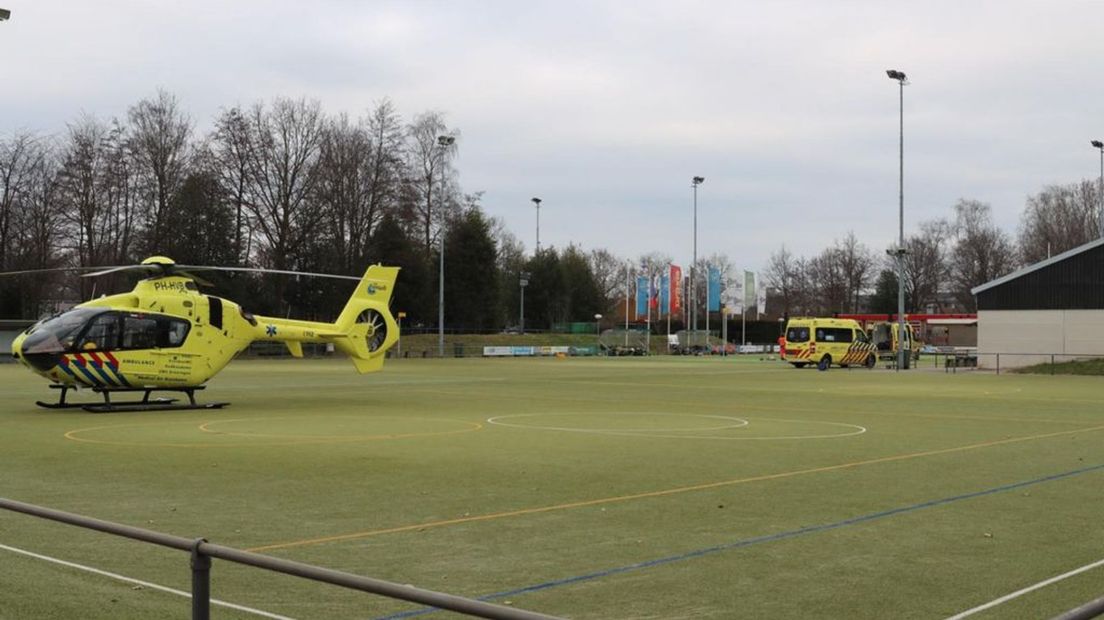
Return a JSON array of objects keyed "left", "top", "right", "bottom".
[{"left": 77, "top": 312, "right": 121, "bottom": 351}]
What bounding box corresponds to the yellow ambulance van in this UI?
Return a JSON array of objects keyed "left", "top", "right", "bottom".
[{"left": 783, "top": 317, "right": 877, "bottom": 370}]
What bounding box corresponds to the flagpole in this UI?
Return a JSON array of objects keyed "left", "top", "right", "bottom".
[
  {"left": 665, "top": 268, "right": 671, "bottom": 353},
  {"left": 741, "top": 307, "right": 746, "bottom": 352}
]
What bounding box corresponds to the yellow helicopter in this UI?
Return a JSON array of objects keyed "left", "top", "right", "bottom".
[{"left": 9, "top": 256, "right": 400, "bottom": 412}]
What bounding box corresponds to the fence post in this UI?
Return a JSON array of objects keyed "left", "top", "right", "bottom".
[
  {"left": 996, "top": 353, "right": 1000, "bottom": 375},
  {"left": 1052, "top": 354, "right": 1055, "bottom": 376},
  {"left": 191, "top": 538, "right": 211, "bottom": 620}
]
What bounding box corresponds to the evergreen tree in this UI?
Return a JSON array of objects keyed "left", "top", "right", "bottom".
[
  {"left": 523, "top": 249, "right": 566, "bottom": 329},
  {"left": 368, "top": 214, "right": 433, "bottom": 326},
  {"left": 442, "top": 208, "right": 499, "bottom": 330},
  {"left": 560, "top": 245, "right": 602, "bottom": 321}
]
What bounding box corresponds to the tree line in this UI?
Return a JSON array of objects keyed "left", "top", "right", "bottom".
[
  {"left": 1, "top": 90, "right": 1098, "bottom": 327},
  {"left": 0, "top": 91, "right": 621, "bottom": 328},
  {"left": 765, "top": 183, "right": 1101, "bottom": 317}
]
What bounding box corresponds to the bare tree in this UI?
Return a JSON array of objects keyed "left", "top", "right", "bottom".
[
  {"left": 836, "top": 232, "right": 875, "bottom": 313},
  {"left": 1018, "top": 180, "right": 1099, "bottom": 264},
  {"left": 128, "top": 90, "right": 192, "bottom": 252},
  {"left": 406, "top": 111, "right": 457, "bottom": 252},
  {"left": 949, "top": 199, "right": 1017, "bottom": 310},
  {"left": 241, "top": 97, "right": 325, "bottom": 271},
  {"left": 208, "top": 106, "right": 253, "bottom": 263},
  {"left": 764, "top": 245, "right": 803, "bottom": 317},
  {"left": 807, "top": 246, "right": 847, "bottom": 315},
  {"left": 0, "top": 132, "right": 46, "bottom": 270},
  {"left": 56, "top": 115, "right": 138, "bottom": 272},
  {"left": 588, "top": 248, "right": 627, "bottom": 315}
]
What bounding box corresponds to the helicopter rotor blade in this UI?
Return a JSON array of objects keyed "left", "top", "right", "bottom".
[
  {"left": 176, "top": 265, "right": 361, "bottom": 281},
  {"left": 0, "top": 265, "right": 128, "bottom": 277},
  {"left": 81, "top": 265, "right": 160, "bottom": 278}
]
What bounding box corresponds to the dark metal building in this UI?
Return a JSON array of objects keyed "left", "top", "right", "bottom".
[
  {"left": 971, "top": 238, "right": 1104, "bottom": 368},
  {"left": 972, "top": 238, "right": 1104, "bottom": 309}
]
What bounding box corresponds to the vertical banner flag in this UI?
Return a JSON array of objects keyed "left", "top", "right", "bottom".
[
  {"left": 743, "top": 271, "right": 756, "bottom": 311},
  {"left": 659, "top": 273, "right": 670, "bottom": 316},
  {"left": 757, "top": 273, "right": 767, "bottom": 316},
  {"left": 649, "top": 273, "right": 659, "bottom": 311},
  {"left": 707, "top": 266, "right": 722, "bottom": 312},
  {"left": 636, "top": 275, "right": 649, "bottom": 316},
  {"left": 669, "top": 265, "right": 682, "bottom": 315}
]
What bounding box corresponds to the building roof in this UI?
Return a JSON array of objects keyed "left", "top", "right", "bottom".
[{"left": 971, "top": 236, "right": 1104, "bottom": 295}]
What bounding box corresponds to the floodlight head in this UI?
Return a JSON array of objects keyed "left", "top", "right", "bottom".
[
  {"left": 436, "top": 135, "right": 454, "bottom": 147},
  {"left": 692, "top": 176, "right": 705, "bottom": 185},
  {"left": 886, "top": 69, "right": 907, "bottom": 82},
  {"left": 531, "top": 197, "right": 541, "bottom": 206},
  {"left": 1092, "top": 140, "right": 1104, "bottom": 149},
  {"left": 0, "top": 8, "right": 9, "bottom": 20}
]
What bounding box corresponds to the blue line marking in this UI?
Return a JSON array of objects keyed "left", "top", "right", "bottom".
[{"left": 374, "top": 462, "right": 1104, "bottom": 619}]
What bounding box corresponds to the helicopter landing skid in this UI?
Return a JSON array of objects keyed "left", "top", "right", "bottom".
[{"left": 37, "top": 384, "right": 229, "bottom": 413}]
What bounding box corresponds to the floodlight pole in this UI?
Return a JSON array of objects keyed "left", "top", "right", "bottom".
[
  {"left": 531, "top": 197, "right": 542, "bottom": 254},
  {"left": 1093, "top": 140, "right": 1104, "bottom": 238},
  {"left": 690, "top": 176, "right": 704, "bottom": 341},
  {"left": 436, "top": 135, "right": 455, "bottom": 358},
  {"left": 519, "top": 272, "right": 530, "bottom": 334},
  {"left": 887, "top": 69, "right": 908, "bottom": 371},
  {"left": 594, "top": 313, "right": 602, "bottom": 353}
]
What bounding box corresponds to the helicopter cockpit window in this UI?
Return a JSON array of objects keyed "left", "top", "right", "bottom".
[
  {"left": 78, "top": 313, "right": 121, "bottom": 351},
  {"left": 21, "top": 308, "right": 101, "bottom": 354}
]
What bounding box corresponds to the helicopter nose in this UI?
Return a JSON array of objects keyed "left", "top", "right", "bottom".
[{"left": 11, "top": 330, "right": 25, "bottom": 362}]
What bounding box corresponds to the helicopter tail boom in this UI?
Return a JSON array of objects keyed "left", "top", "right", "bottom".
[{"left": 331, "top": 265, "right": 400, "bottom": 373}]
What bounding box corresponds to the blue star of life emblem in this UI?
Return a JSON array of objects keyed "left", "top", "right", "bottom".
[{"left": 266, "top": 324, "right": 277, "bottom": 337}]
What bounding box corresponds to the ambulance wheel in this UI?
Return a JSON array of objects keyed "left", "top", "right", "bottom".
[
  {"left": 817, "top": 355, "right": 831, "bottom": 371},
  {"left": 791, "top": 362, "right": 807, "bottom": 368},
  {"left": 864, "top": 354, "right": 876, "bottom": 369}
]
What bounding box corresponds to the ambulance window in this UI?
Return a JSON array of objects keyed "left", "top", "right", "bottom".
[
  {"left": 786, "top": 327, "right": 809, "bottom": 342},
  {"left": 821, "top": 328, "right": 853, "bottom": 343},
  {"left": 855, "top": 330, "right": 869, "bottom": 344},
  {"left": 816, "top": 329, "right": 826, "bottom": 341}
]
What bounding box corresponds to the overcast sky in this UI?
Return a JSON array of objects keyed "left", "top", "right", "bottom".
[{"left": 3, "top": 1, "right": 1102, "bottom": 273}]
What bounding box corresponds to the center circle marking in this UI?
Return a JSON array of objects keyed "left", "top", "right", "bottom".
[{"left": 487, "top": 412, "right": 749, "bottom": 433}]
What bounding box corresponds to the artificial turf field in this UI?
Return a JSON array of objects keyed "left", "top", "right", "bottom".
[{"left": 2, "top": 356, "right": 1104, "bottom": 619}]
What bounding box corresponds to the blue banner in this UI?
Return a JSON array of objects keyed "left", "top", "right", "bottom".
[
  {"left": 636, "top": 275, "right": 649, "bottom": 316},
  {"left": 707, "top": 266, "right": 722, "bottom": 312},
  {"left": 659, "top": 274, "right": 670, "bottom": 316}
]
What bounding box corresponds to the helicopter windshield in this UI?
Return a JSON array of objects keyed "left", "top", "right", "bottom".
[{"left": 22, "top": 308, "right": 103, "bottom": 355}]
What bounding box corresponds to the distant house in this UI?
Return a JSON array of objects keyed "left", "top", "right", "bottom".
[{"left": 971, "top": 238, "right": 1104, "bottom": 368}]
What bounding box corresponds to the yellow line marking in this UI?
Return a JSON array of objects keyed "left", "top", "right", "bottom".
[
  {"left": 64, "top": 418, "right": 482, "bottom": 448},
  {"left": 246, "top": 423, "right": 1104, "bottom": 553}
]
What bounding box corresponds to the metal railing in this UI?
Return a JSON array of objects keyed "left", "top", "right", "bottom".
[
  {"left": 0, "top": 497, "right": 561, "bottom": 620},
  {"left": 1052, "top": 594, "right": 1104, "bottom": 620},
  {"left": 930, "top": 351, "right": 1104, "bottom": 375}
]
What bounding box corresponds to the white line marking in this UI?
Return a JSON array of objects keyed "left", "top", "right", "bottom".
[
  {"left": 945, "top": 556, "right": 1104, "bottom": 619},
  {"left": 0, "top": 542, "right": 295, "bottom": 620}
]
